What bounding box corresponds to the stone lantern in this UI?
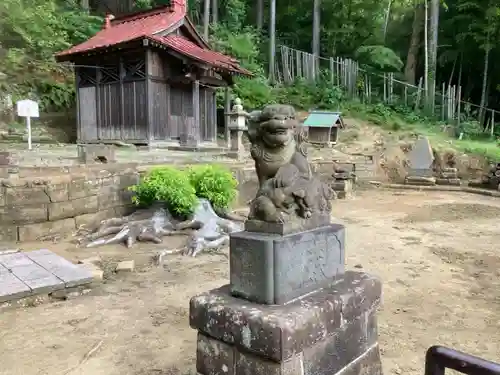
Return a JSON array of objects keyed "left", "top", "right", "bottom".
[{"left": 226, "top": 98, "right": 248, "bottom": 159}]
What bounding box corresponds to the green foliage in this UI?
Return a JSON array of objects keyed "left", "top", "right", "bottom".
[
  {"left": 129, "top": 164, "right": 238, "bottom": 216},
  {"left": 354, "top": 45, "right": 404, "bottom": 73},
  {"left": 129, "top": 167, "right": 198, "bottom": 218},
  {"left": 188, "top": 165, "right": 238, "bottom": 210},
  {"left": 0, "top": 0, "right": 102, "bottom": 111}
]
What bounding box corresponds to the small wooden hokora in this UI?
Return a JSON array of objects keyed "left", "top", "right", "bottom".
[{"left": 246, "top": 104, "right": 333, "bottom": 223}]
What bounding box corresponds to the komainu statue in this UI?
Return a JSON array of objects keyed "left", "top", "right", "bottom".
[{"left": 246, "top": 104, "right": 334, "bottom": 224}]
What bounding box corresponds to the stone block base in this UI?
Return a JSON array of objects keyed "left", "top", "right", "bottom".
[
  {"left": 190, "top": 271, "right": 383, "bottom": 375},
  {"left": 332, "top": 179, "right": 353, "bottom": 199},
  {"left": 230, "top": 224, "right": 345, "bottom": 304},
  {"left": 436, "top": 178, "right": 461, "bottom": 186},
  {"left": 77, "top": 144, "right": 115, "bottom": 164},
  {"left": 405, "top": 176, "right": 436, "bottom": 186}
]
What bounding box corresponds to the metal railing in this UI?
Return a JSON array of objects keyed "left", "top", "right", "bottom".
[{"left": 425, "top": 346, "right": 500, "bottom": 375}]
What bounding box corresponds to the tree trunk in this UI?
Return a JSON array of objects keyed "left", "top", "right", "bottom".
[
  {"left": 479, "top": 42, "right": 490, "bottom": 125},
  {"left": 312, "top": 0, "right": 321, "bottom": 56},
  {"left": 383, "top": 0, "right": 393, "bottom": 41},
  {"left": 269, "top": 0, "right": 276, "bottom": 83},
  {"left": 81, "top": 0, "right": 89, "bottom": 10},
  {"left": 211, "top": 0, "right": 218, "bottom": 23},
  {"left": 203, "top": 0, "right": 210, "bottom": 40},
  {"left": 257, "top": 0, "right": 264, "bottom": 29},
  {"left": 423, "top": 0, "right": 429, "bottom": 103},
  {"left": 404, "top": 3, "right": 424, "bottom": 85},
  {"left": 427, "top": 0, "right": 439, "bottom": 113}
]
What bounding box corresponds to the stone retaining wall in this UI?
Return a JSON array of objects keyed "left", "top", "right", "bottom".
[{"left": 0, "top": 163, "right": 256, "bottom": 243}]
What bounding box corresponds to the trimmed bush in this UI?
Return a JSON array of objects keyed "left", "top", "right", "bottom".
[
  {"left": 129, "top": 167, "right": 198, "bottom": 218},
  {"left": 188, "top": 164, "right": 238, "bottom": 210}
]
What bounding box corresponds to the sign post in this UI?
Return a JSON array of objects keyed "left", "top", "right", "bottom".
[{"left": 16, "top": 99, "right": 39, "bottom": 150}]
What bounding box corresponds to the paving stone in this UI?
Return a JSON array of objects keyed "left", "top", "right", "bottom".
[
  {"left": 25, "top": 250, "right": 93, "bottom": 287},
  {"left": 10, "top": 262, "right": 65, "bottom": 294},
  {"left": 116, "top": 260, "right": 135, "bottom": 273},
  {"left": 0, "top": 264, "right": 31, "bottom": 303},
  {"left": 0, "top": 252, "right": 33, "bottom": 268}
]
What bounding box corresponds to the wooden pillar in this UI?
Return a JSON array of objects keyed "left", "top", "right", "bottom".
[
  {"left": 145, "top": 48, "right": 152, "bottom": 145},
  {"left": 224, "top": 86, "right": 231, "bottom": 148},
  {"left": 193, "top": 79, "right": 201, "bottom": 145},
  {"left": 74, "top": 70, "right": 81, "bottom": 143}
]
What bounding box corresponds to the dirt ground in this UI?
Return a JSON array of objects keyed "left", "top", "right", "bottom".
[{"left": 0, "top": 189, "right": 499, "bottom": 375}]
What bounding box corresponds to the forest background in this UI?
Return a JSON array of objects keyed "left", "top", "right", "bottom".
[{"left": 1, "top": 0, "right": 499, "bottom": 157}]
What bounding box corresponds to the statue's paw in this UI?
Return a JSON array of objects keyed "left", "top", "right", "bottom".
[{"left": 304, "top": 210, "right": 312, "bottom": 219}]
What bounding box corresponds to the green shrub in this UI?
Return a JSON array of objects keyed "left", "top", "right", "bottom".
[
  {"left": 188, "top": 164, "right": 238, "bottom": 210},
  {"left": 129, "top": 167, "right": 198, "bottom": 218}
]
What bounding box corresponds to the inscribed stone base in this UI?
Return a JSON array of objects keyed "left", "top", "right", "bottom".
[
  {"left": 190, "top": 272, "right": 383, "bottom": 375},
  {"left": 436, "top": 178, "right": 461, "bottom": 186},
  {"left": 230, "top": 224, "right": 345, "bottom": 304},
  {"left": 405, "top": 176, "right": 436, "bottom": 186}
]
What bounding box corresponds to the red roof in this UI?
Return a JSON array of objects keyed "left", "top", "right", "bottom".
[
  {"left": 149, "top": 34, "right": 251, "bottom": 75},
  {"left": 55, "top": 2, "right": 251, "bottom": 76}
]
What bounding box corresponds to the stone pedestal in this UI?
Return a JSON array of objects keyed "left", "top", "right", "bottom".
[
  {"left": 404, "top": 169, "right": 436, "bottom": 186},
  {"left": 332, "top": 179, "right": 353, "bottom": 199},
  {"left": 190, "top": 272, "right": 383, "bottom": 375},
  {"left": 77, "top": 144, "right": 115, "bottom": 164},
  {"left": 189, "top": 160, "right": 383, "bottom": 375},
  {"left": 436, "top": 167, "right": 460, "bottom": 186},
  {"left": 230, "top": 223, "right": 345, "bottom": 304}
]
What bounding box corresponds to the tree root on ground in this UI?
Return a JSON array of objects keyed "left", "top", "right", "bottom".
[{"left": 78, "top": 200, "right": 246, "bottom": 256}]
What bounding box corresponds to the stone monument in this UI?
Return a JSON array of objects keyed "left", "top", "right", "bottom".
[
  {"left": 331, "top": 162, "right": 356, "bottom": 199},
  {"left": 190, "top": 104, "right": 383, "bottom": 375},
  {"left": 405, "top": 136, "right": 436, "bottom": 185},
  {"left": 226, "top": 98, "right": 248, "bottom": 160}
]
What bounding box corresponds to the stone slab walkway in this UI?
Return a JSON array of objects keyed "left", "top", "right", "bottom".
[{"left": 0, "top": 249, "right": 93, "bottom": 303}]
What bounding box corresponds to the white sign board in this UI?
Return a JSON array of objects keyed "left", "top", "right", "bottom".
[{"left": 16, "top": 99, "right": 39, "bottom": 118}]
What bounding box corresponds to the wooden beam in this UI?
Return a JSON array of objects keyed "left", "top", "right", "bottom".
[{"left": 193, "top": 79, "right": 201, "bottom": 145}]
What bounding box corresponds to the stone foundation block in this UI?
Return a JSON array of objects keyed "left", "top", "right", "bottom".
[
  {"left": 440, "top": 172, "right": 458, "bottom": 179},
  {"left": 436, "top": 178, "right": 461, "bottom": 186},
  {"left": 405, "top": 176, "right": 436, "bottom": 186},
  {"left": 230, "top": 224, "right": 345, "bottom": 304},
  {"left": 77, "top": 144, "right": 115, "bottom": 164},
  {"left": 190, "top": 272, "right": 382, "bottom": 375},
  {"left": 18, "top": 218, "right": 76, "bottom": 241}
]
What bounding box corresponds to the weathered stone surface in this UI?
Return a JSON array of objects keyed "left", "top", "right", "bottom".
[
  {"left": 45, "top": 182, "right": 70, "bottom": 202},
  {"left": 441, "top": 171, "right": 458, "bottom": 179},
  {"left": 197, "top": 333, "right": 235, "bottom": 375},
  {"left": 244, "top": 213, "right": 330, "bottom": 235},
  {"left": 9, "top": 262, "right": 65, "bottom": 294},
  {"left": 77, "top": 144, "right": 115, "bottom": 164},
  {"left": 230, "top": 224, "right": 345, "bottom": 304},
  {"left": 0, "top": 226, "right": 18, "bottom": 242},
  {"left": 5, "top": 186, "right": 50, "bottom": 205},
  {"left": 48, "top": 195, "right": 98, "bottom": 221},
  {"left": 115, "top": 260, "right": 135, "bottom": 273},
  {"left": 303, "top": 310, "right": 378, "bottom": 375},
  {"left": 69, "top": 177, "right": 101, "bottom": 200},
  {"left": 18, "top": 218, "right": 76, "bottom": 241},
  {"left": 25, "top": 249, "right": 93, "bottom": 287},
  {"left": 0, "top": 204, "right": 48, "bottom": 224},
  {"left": 235, "top": 350, "right": 304, "bottom": 375},
  {"left": 190, "top": 271, "right": 381, "bottom": 361},
  {"left": 436, "top": 178, "right": 461, "bottom": 186},
  {"left": 0, "top": 264, "right": 31, "bottom": 303},
  {"left": 405, "top": 176, "right": 436, "bottom": 186},
  {"left": 0, "top": 186, "right": 5, "bottom": 206},
  {"left": 442, "top": 167, "right": 458, "bottom": 173},
  {"left": 408, "top": 137, "right": 434, "bottom": 170},
  {"left": 331, "top": 180, "right": 353, "bottom": 192},
  {"left": 336, "top": 344, "right": 383, "bottom": 375}
]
